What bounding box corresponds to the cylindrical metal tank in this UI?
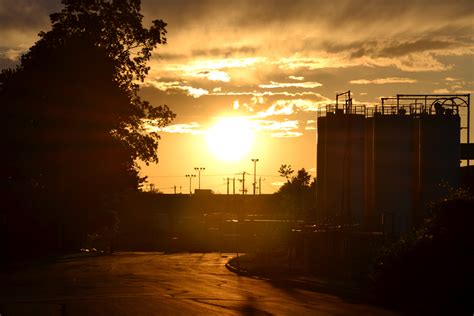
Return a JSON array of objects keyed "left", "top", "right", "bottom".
[
  {"left": 415, "top": 114, "right": 460, "bottom": 224},
  {"left": 316, "top": 112, "right": 365, "bottom": 224},
  {"left": 316, "top": 116, "right": 327, "bottom": 220},
  {"left": 317, "top": 103, "right": 461, "bottom": 235},
  {"left": 373, "top": 114, "right": 415, "bottom": 236},
  {"left": 364, "top": 118, "right": 376, "bottom": 230}
]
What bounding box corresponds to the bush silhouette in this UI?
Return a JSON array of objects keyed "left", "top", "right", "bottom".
[{"left": 370, "top": 190, "right": 474, "bottom": 314}]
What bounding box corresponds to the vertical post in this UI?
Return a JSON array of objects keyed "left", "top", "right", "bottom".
[
  {"left": 241, "top": 172, "right": 246, "bottom": 195},
  {"left": 194, "top": 167, "right": 205, "bottom": 190},
  {"left": 185, "top": 174, "right": 196, "bottom": 195},
  {"left": 259, "top": 177, "right": 262, "bottom": 195},
  {"left": 467, "top": 94, "right": 470, "bottom": 147},
  {"left": 251, "top": 158, "right": 259, "bottom": 195},
  {"left": 233, "top": 178, "right": 235, "bottom": 195},
  {"left": 174, "top": 185, "right": 176, "bottom": 194}
]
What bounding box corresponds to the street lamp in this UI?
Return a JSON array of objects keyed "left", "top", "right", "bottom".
[
  {"left": 194, "top": 167, "right": 205, "bottom": 190},
  {"left": 251, "top": 158, "right": 259, "bottom": 195},
  {"left": 185, "top": 174, "right": 196, "bottom": 194}
]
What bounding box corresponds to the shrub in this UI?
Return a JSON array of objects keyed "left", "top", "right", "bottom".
[{"left": 370, "top": 190, "right": 474, "bottom": 314}]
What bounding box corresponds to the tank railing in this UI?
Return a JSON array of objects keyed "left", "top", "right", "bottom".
[
  {"left": 377, "top": 105, "right": 419, "bottom": 116},
  {"left": 317, "top": 104, "right": 370, "bottom": 117},
  {"left": 317, "top": 94, "right": 468, "bottom": 121},
  {"left": 345, "top": 104, "right": 366, "bottom": 115},
  {"left": 366, "top": 107, "right": 376, "bottom": 117}
]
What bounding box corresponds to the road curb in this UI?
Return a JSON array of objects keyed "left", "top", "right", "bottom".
[{"left": 225, "top": 256, "right": 366, "bottom": 300}]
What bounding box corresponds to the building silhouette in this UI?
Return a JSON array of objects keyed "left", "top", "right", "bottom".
[{"left": 316, "top": 92, "right": 471, "bottom": 235}]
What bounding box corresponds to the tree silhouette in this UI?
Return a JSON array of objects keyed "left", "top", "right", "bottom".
[
  {"left": 278, "top": 164, "right": 294, "bottom": 182},
  {"left": 0, "top": 0, "right": 174, "bottom": 255},
  {"left": 23, "top": 0, "right": 174, "bottom": 164},
  {"left": 277, "top": 168, "right": 316, "bottom": 219}
]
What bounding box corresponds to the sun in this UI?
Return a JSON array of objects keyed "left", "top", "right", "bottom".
[{"left": 206, "top": 117, "right": 255, "bottom": 161}]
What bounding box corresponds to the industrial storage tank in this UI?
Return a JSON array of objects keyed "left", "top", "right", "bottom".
[
  {"left": 372, "top": 113, "right": 416, "bottom": 235},
  {"left": 316, "top": 93, "right": 366, "bottom": 225},
  {"left": 316, "top": 92, "right": 469, "bottom": 235},
  {"left": 415, "top": 113, "right": 460, "bottom": 224}
]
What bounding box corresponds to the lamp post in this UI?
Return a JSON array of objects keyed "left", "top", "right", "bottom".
[
  {"left": 185, "top": 174, "right": 196, "bottom": 194},
  {"left": 251, "top": 158, "right": 259, "bottom": 195},
  {"left": 194, "top": 167, "right": 205, "bottom": 190}
]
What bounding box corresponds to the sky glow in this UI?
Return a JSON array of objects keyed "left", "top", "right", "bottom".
[{"left": 1, "top": 0, "right": 473, "bottom": 193}]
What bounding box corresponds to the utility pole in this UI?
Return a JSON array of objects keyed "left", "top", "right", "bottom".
[
  {"left": 174, "top": 185, "right": 176, "bottom": 194},
  {"left": 251, "top": 158, "right": 259, "bottom": 195},
  {"left": 185, "top": 174, "right": 196, "bottom": 194},
  {"left": 194, "top": 167, "right": 205, "bottom": 190},
  {"left": 232, "top": 178, "right": 236, "bottom": 195},
  {"left": 225, "top": 178, "right": 230, "bottom": 195},
  {"left": 239, "top": 172, "right": 247, "bottom": 195},
  {"left": 179, "top": 186, "right": 182, "bottom": 194},
  {"left": 259, "top": 177, "right": 265, "bottom": 195}
]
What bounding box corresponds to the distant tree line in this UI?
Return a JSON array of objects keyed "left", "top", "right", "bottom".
[{"left": 0, "top": 0, "right": 174, "bottom": 258}]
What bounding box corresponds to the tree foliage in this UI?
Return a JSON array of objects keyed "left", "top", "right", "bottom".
[
  {"left": 0, "top": 0, "right": 174, "bottom": 255},
  {"left": 23, "top": 0, "right": 175, "bottom": 164},
  {"left": 276, "top": 166, "right": 316, "bottom": 219},
  {"left": 370, "top": 189, "right": 474, "bottom": 314},
  {"left": 278, "top": 164, "right": 294, "bottom": 182}
]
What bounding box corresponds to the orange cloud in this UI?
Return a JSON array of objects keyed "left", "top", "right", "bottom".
[{"left": 349, "top": 77, "right": 417, "bottom": 84}]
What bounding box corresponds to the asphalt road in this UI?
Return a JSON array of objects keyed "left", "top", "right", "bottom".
[{"left": 0, "top": 252, "right": 398, "bottom": 315}]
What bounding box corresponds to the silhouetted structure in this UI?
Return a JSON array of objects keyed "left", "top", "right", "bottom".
[{"left": 316, "top": 91, "right": 471, "bottom": 235}]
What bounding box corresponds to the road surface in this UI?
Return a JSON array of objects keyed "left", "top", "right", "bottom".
[{"left": 0, "top": 252, "right": 398, "bottom": 315}]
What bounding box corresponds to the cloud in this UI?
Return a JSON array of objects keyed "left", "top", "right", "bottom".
[
  {"left": 156, "top": 122, "right": 203, "bottom": 135},
  {"left": 432, "top": 88, "right": 450, "bottom": 94},
  {"left": 191, "top": 46, "right": 257, "bottom": 58},
  {"left": 151, "top": 56, "right": 266, "bottom": 85},
  {"left": 377, "top": 39, "right": 459, "bottom": 58},
  {"left": 257, "top": 101, "right": 295, "bottom": 116},
  {"left": 192, "top": 70, "right": 231, "bottom": 82},
  {"left": 0, "top": 48, "right": 23, "bottom": 61},
  {"left": 254, "top": 119, "right": 299, "bottom": 132},
  {"left": 256, "top": 98, "right": 329, "bottom": 117},
  {"left": 454, "top": 89, "right": 474, "bottom": 94},
  {"left": 305, "top": 119, "right": 316, "bottom": 130},
  {"left": 288, "top": 75, "right": 304, "bottom": 81},
  {"left": 144, "top": 79, "right": 208, "bottom": 98},
  {"left": 276, "top": 54, "right": 357, "bottom": 70},
  {"left": 271, "top": 131, "right": 303, "bottom": 138},
  {"left": 164, "top": 57, "right": 265, "bottom": 72},
  {"left": 259, "top": 81, "right": 322, "bottom": 89},
  {"left": 0, "top": 0, "right": 60, "bottom": 30},
  {"left": 349, "top": 77, "right": 417, "bottom": 85},
  {"left": 211, "top": 91, "right": 330, "bottom": 99},
  {"left": 276, "top": 48, "right": 460, "bottom": 72},
  {"left": 365, "top": 53, "right": 453, "bottom": 72},
  {"left": 445, "top": 77, "right": 459, "bottom": 82},
  {"left": 251, "top": 96, "right": 265, "bottom": 105},
  {"left": 233, "top": 100, "right": 240, "bottom": 110}
]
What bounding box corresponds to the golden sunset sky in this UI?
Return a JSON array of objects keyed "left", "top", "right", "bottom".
[{"left": 1, "top": 0, "right": 473, "bottom": 193}]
